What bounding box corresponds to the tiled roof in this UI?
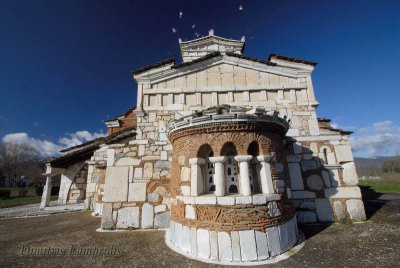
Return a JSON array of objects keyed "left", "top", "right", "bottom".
[
  {"left": 131, "top": 58, "right": 175, "bottom": 75},
  {"left": 104, "top": 106, "right": 136, "bottom": 123},
  {"left": 226, "top": 52, "right": 277, "bottom": 66},
  {"left": 268, "top": 54, "right": 317, "bottom": 66},
  {"left": 173, "top": 51, "right": 277, "bottom": 69},
  {"left": 49, "top": 127, "right": 136, "bottom": 168},
  {"left": 59, "top": 137, "right": 105, "bottom": 153},
  {"left": 317, "top": 118, "right": 332, "bottom": 123},
  {"left": 172, "top": 52, "right": 222, "bottom": 69}
]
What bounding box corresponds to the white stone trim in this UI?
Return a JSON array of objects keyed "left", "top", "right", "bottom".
[
  {"left": 167, "top": 217, "right": 298, "bottom": 263},
  {"left": 143, "top": 84, "right": 306, "bottom": 95},
  {"left": 176, "top": 193, "right": 281, "bottom": 205},
  {"left": 325, "top": 187, "right": 362, "bottom": 199},
  {"left": 209, "top": 156, "right": 227, "bottom": 196}
]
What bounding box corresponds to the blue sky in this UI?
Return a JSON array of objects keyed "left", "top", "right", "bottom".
[{"left": 0, "top": 0, "right": 399, "bottom": 157}]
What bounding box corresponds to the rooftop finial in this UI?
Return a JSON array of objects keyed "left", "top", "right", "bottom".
[
  {"left": 209, "top": 29, "right": 214, "bottom": 36},
  {"left": 241, "top": 36, "right": 246, "bottom": 42}
]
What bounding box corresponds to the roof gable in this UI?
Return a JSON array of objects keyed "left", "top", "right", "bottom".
[{"left": 179, "top": 30, "right": 245, "bottom": 62}]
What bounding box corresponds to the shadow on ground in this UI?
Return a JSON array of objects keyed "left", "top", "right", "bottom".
[{"left": 0, "top": 192, "right": 399, "bottom": 268}]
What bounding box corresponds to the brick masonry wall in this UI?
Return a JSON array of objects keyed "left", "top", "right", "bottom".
[
  {"left": 171, "top": 200, "right": 295, "bottom": 233},
  {"left": 168, "top": 120, "right": 297, "bottom": 233}
]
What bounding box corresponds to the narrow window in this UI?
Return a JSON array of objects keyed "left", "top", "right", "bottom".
[{"left": 323, "top": 148, "right": 328, "bottom": 164}]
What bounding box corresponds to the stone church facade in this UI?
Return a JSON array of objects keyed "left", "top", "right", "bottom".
[{"left": 41, "top": 31, "right": 366, "bottom": 263}]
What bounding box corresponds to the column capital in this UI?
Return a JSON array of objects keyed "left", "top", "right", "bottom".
[
  {"left": 257, "top": 155, "right": 273, "bottom": 163},
  {"left": 234, "top": 155, "right": 253, "bottom": 162},
  {"left": 209, "top": 156, "right": 227, "bottom": 163},
  {"left": 189, "top": 157, "right": 206, "bottom": 165}
]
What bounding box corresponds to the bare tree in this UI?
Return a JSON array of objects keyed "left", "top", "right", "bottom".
[
  {"left": 0, "top": 142, "right": 39, "bottom": 187},
  {"left": 382, "top": 158, "right": 400, "bottom": 174}
]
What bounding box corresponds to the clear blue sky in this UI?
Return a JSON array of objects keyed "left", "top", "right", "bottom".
[{"left": 0, "top": 0, "right": 399, "bottom": 157}]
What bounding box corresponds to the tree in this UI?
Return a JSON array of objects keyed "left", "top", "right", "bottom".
[
  {"left": 0, "top": 142, "right": 39, "bottom": 187},
  {"left": 366, "top": 163, "right": 378, "bottom": 176},
  {"left": 382, "top": 158, "right": 400, "bottom": 174}
]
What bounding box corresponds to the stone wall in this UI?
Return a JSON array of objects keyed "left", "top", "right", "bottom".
[
  {"left": 100, "top": 110, "right": 175, "bottom": 229},
  {"left": 67, "top": 165, "right": 88, "bottom": 203},
  {"left": 58, "top": 162, "right": 86, "bottom": 205},
  {"left": 286, "top": 135, "right": 366, "bottom": 223}
]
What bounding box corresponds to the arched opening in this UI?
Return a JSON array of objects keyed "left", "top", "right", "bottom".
[
  {"left": 247, "top": 141, "right": 260, "bottom": 193},
  {"left": 206, "top": 151, "right": 215, "bottom": 193},
  {"left": 221, "top": 142, "right": 239, "bottom": 194},
  {"left": 229, "top": 185, "right": 238, "bottom": 193},
  {"left": 197, "top": 144, "right": 215, "bottom": 194},
  {"left": 196, "top": 144, "right": 215, "bottom": 194},
  {"left": 197, "top": 144, "right": 213, "bottom": 158},
  {"left": 248, "top": 141, "right": 259, "bottom": 156},
  {"left": 67, "top": 164, "right": 88, "bottom": 203}
]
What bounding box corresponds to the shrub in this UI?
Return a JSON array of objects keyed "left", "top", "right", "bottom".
[
  {"left": 35, "top": 186, "right": 43, "bottom": 196},
  {"left": 18, "top": 188, "right": 28, "bottom": 197},
  {"left": 0, "top": 189, "right": 11, "bottom": 199}
]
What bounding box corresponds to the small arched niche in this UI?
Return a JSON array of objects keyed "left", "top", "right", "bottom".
[
  {"left": 247, "top": 141, "right": 261, "bottom": 193},
  {"left": 221, "top": 142, "right": 239, "bottom": 194},
  {"left": 197, "top": 144, "right": 215, "bottom": 194}
]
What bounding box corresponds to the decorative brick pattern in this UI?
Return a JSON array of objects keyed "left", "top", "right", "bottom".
[{"left": 171, "top": 200, "right": 295, "bottom": 232}]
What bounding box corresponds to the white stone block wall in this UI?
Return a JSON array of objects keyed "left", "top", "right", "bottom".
[
  {"left": 57, "top": 162, "right": 86, "bottom": 205},
  {"left": 288, "top": 136, "right": 366, "bottom": 223},
  {"left": 100, "top": 110, "right": 175, "bottom": 229},
  {"left": 168, "top": 217, "right": 299, "bottom": 262}
]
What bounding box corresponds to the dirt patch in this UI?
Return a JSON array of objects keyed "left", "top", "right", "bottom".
[{"left": 0, "top": 194, "right": 399, "bottom": 267}]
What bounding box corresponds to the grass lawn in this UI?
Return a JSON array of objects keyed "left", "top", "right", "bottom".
[
  {"left": 359, "top": 180, "right": 400, "bottom": 194},
  {"left": 0, "top": 195, "right": 58, "bottom": 209}
]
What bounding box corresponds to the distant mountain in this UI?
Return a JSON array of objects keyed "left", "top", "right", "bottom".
[{"left": 354, "top": 156, "right": 400, "bottom": 175}]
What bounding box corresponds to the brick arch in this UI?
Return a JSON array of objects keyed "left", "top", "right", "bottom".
[
  {"left": 212, "top": 132, "right": 243, "bottom": 156},
  {"left": 188, "top": 134, "right": 214, "bottom": 159},
  {"left": 243, "top": 133, "right": 272, "bottom": 155},
  {"left": 220, "top": 142, "right": 238, "bottom": 156},
  {"left": 247, "top": 141, "right": 259, "bottom": 156},
  {"left": 197, "top": 143, "right": 214, "bottom": 158}
]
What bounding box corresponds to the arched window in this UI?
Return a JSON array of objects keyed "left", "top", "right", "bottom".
[
  {"left": 206, "top": 151, "right": 215, "bottom": 193},
  {"left": 248, "top": 141, "right": 260, "bottom": 193},
  {"left": 221, "top": 143, "right": 239, "bottom": 194},
  {"left": 226, "top": 150, "right": 239, "bottom": 193},
  {"left": 196, "top": 144, "right": 214, "bottom": 194}
]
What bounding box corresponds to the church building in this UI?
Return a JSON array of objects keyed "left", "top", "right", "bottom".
[{"left": 40, "top": 30, "right": 366, "bottom": 263}]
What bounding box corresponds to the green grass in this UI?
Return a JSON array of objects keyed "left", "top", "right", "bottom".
[
  {"left": 0, "top": 195, "right": 58, "bottom": 209},
  {"left": 359, "top": 180, "right": 400, "bottom": 194}
]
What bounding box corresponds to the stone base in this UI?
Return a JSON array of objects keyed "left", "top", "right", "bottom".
[{"left": 167, "top": 217, "right": 298, "bottom": 263}]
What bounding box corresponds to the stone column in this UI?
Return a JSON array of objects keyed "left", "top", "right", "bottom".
[
  {"left": 189, "top": 158, "right": 206, "bottom": 196},
  {"left": 136, "top": 84, "right": 143, "bottom": 110},
  {"left": 234, "top": 155, "right": 253, "bottom": 196},
  {"left": 257, "top": 155, "right": 274, "bottom": 194},
  {"left": 40, "top": 175, "right": 53, "bottom": 210},
  {"left": 209, "top": 156, "right": 227, "bottom": 196}
]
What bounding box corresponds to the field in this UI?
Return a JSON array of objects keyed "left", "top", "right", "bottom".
[
  {"left": 359, "top": 179, "right": 400, "bottom": 194},
  {"left": 0, "top": 187, "right": 58, "bottom": 209},
  {"left": 0, "top": 195, "right": 58, "bottom": 209}
]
